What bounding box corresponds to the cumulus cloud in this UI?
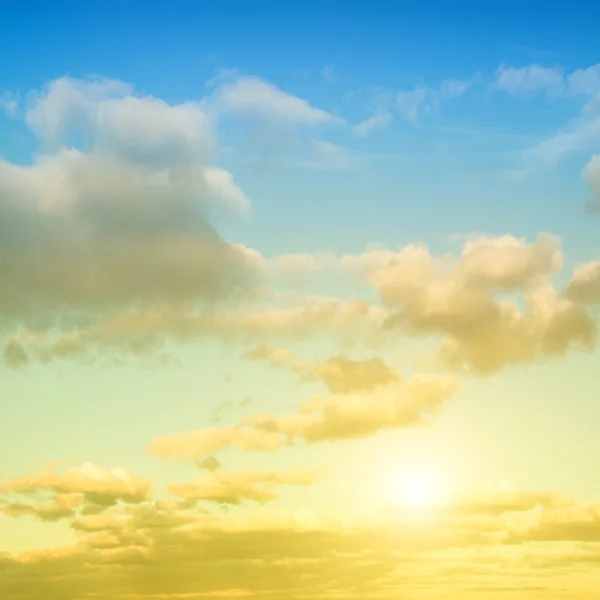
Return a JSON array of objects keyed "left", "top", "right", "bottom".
[
  {"left": 565, "top": 258, "right": 600, "bottom": 304},
  {"left": 367, "top": 234, "right": 595, "bottom": 374},
  {"left": 0, "top": 76, "right": 260, "bottom": 337},
  {"left": 0, "top": 151, "right": 256, "bottom": 320},
  {"left": 26, "top": 77, "right": 214, "bottom": 168},
  {"left": 262, "top": 234, "right": 593, "bottom": 375}
]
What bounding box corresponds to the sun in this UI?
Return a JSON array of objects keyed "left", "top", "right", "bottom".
[{"left": 390, "top": 469, "right": 439, "bottom": 509}]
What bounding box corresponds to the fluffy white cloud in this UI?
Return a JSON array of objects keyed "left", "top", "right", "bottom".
[
  {"left": 26, "top": 77, "right": 214, "bottom": 168},
  {"left": 0, "top": 150, "right": 256, "bottom": 322},
  {"left": 0, "top": 76, "right": 258, "bottom": 331}
]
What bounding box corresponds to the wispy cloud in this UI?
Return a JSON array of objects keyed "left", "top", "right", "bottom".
[
  {"left": 0, "top": 90, "right": 19, "bottom": 118},
  {"left": 493, "top": 62, "right": 600, "bottom": 98},
  {"left": 211, "top": 73, "right": 344, "bottom": 126}
]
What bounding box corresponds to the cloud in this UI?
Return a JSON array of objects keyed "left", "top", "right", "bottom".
[
  {"left": 211, "top": 74, "right": 343, "bottom": 126},
  {"left": 321, "top": 64, "right": 336, "bottom": 84},
  {"left": 565, "top": 258, "right": 600, "bottom": 304},
  {"left": 312, "top": 355, "right": 399, "bottom": 394},
  {"left": 246, "top": 347, "right": 399, "bottom": 394},
  {"left": 524, "top": 114, "right": 600, "bottom": 167},
  {"left": 567, "top": 64, "right": 600, "bottom": 96},
  {"left": 0, "top": 463, "right": 153, "bottom": 521},
  {"left": 0, "top": 76, "right": 260, "bottom": 332},
  {"left": 4, "top": 297, "right": 383, "bottom": 366},
  {"left": 499, "top": 64, "right": 600, "bottom": 166},
  {"left": 148, "top": 425, "right": 284, "bottom": 461},
  {"left": 309, "top": 140, "right": 352, "bottom": 170},
  {"left": 3, "top": 479, "right": 600, "bottom": 599},
  {"left": 368, "top": 233, "right": 595, "bottom": 374},
  {"left": 23, "top": 233, "right": 593, "bottom": 374},
  {"left": 148, "top": 372, "right": 459, "bottom": 460},
  {"left": 395, "top": 77, "right": 473, "bottom": 124},
  {"left": 493, "top": 64, "right": 564, "bottom": 95},
  {"left": 353, "top": 112, "right": 392, "bottom": 136},
  {"left": 260, "top": 234, "right": 594, "bottom": 375},
  {"left": 169, "top": 468, "right": 318, "bottom": 505},
  {"left": 0, "top": 151, "right": 256, "bottom": 321},
  {"left": 439, "top": 78, "right": 474, "bottom": 99},
  {"left": 0, "top": 90, "right": 18, "bottom": 118},
  {"left": 397, "top": 87, "right": 430, "bottom": 124},
  {"left": 583, "top": 154, "right": 600, "bottom": 211},
  {"left": 26, "top": 77, "right": 214, "bottom": 169}
]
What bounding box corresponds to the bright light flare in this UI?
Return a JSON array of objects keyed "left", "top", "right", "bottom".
[{"left": 389, "top": 468, "right": 439, "bottom": 509}]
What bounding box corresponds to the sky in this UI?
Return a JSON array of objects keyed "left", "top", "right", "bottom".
[{"left": 2, "top": 1, "right": 600, "bottom": 598}]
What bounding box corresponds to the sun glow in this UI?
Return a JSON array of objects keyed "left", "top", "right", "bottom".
[{"left": 390, "top": 468, "right": 439, "bottom": 509}]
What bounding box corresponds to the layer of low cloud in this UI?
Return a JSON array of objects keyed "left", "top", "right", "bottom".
[{"left": 2, "top": 476, "right": 600, "bottom": 599}]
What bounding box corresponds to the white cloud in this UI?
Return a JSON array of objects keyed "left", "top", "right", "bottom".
[
  {"left": 396, "top": 78, "right": 472, "bottom": 124},
  {"left": 583, "top": 155, "right": 600, "bottom": 211},
  {"left": 353, "top": 112, "right": 392, "bottom": 136},
  {"left": 397, "top": 87, "right": 430, "bottom": 124},
  {"left": 493, "top": 62, "right": 600, "bottom": 100},
  {"left": 567, "top": 64, "right": 600, "bottom": 96},
  {"left": 212, "top": 74, "right": 343, "bottom": 126},
  {"left": 321, "top": 64, "right": 336, "bottom": 83},
  {"left": 0, "top": 76, "right": 258, "bottom": 328},
  {"left": 493, "top": 64, "right": 564, "bottom": 95},
  {"left": 440, "top": 78, "right": 473, "bottom": 99},
  {"left": 309, "top": 141, "right": 352, "bottom": 170},
  {"left": 0, "top": 90, "right": 18, "bottom": 118},
  {"left": 26, "top": 77, "right": 213, "bottom": 168},
  {"left": 524, "top": 114, "right": 600, "bottom": 167}
]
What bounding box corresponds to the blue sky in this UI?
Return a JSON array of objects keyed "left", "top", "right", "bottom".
[{"left": 2, "top": 0, "right": 600, "bottom": 264}]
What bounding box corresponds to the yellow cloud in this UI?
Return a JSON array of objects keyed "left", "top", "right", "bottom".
[
  {"left": 169, "top": 468, "right": 319, "bottom": 505},
  {"left": 149, "top": 372, "right": 459, "bottom": 460},
  {"left": 2, "top": 480, "right": 600, "bottom": 599},
  {"left": 0, "top": 463, "right": 153, "bottom": 520}
]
